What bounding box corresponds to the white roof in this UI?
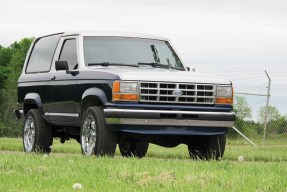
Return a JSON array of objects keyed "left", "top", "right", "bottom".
[{"left": 62, "top": 31, "right": 169, "bottom": 41}]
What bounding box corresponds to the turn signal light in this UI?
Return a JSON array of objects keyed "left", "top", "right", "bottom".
[
  {"left": 113, "top": 81, "right": 120, "bottom": 93},
  {"left": 216, "top": 97, "right": 233, "bottom": 105},
  {"left": 112, "top": 93, "right": 139, "bottom": 101}
]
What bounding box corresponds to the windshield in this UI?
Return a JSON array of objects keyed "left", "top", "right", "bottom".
[{"left": 83, "top": 36, "right": 184, "bottom": 69}]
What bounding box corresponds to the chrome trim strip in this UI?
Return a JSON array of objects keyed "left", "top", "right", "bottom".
[
  {"left": 44, "top": 112, "right": 79, "bottom": 117},
  {"left": 104, "top": 109, "right": 234, "bottom": 116},
  {"left": 105, "top": 118, "right": 234, "bottom": 127}
]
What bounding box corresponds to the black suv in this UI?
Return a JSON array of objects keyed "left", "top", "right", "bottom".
[{"left": 15, "top": 32, "right": 235, "bottom": 160}]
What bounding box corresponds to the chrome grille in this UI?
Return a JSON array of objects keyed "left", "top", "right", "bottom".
[{"left": 140, "top": 82, "right": 215, "bottom": 104}]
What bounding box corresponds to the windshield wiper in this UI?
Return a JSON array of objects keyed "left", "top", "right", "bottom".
[
  {"left": 88, "top": 62, "right": 110, "bottom": 66},
  {"left": 138, "top": 62, "right": 170, "bottom": 69},
  {"left": 88, "top": 62, "right": 139, "bottom": 67}
]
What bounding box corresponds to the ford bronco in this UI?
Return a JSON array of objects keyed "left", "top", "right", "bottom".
[{"left": 14, "top": 32, "right": 235, "bottom": 160}]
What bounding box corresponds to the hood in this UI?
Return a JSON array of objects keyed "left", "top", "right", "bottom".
[{"left": 87, "top": 66, "right": 231, "bottom": 85}]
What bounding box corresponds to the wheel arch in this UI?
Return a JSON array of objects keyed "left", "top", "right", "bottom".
[
  {"left": 23, "top": 93, "right": 42, "bottom": 115},
  {"left": 81, "top": 87, "right": 108, "bottom": 115}
]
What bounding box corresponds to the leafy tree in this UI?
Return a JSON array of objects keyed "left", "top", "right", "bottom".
[
  {"left": 0, "top": 37, "right": 34, "bottom": 137},
  {"left": 0, "top": 47, "right": 13, "bottom": 89},
  {"left": 268, "top": 117, "right": 287, "bottom": 134},
  {"left": 0, "top": 66, "right": 10, "bottom": 89},
  {"left": 234, "top": 95, "right": 252, "bottom": 120},
  {"left": 0, "top": 47, "right": 12, "bottom": 66},
  {"left": 5, "top": 38, "right": 34, "bottom": 90},
  {"left": 0, "top": 38, "right": 34, "bottom": 90},
  {"left": 258, "top": 105, "right": 280, "bottom": 124}
]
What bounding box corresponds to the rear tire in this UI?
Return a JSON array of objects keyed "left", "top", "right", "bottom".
[
  {"left": 80, "top": 106, "right": 117, "bottom": 157},
  {"left": 119, "top": 139, "right": 149, "bottom": 158},
  {"left": 188, "top": 134, "right": 226, "bottom": 160},
  {"left": 23, "top": 109, "right": 53, "bottom": 154}
]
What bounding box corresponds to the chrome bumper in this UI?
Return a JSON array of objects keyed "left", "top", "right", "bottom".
[{"left": 104, "top": 109, "right": 235, "bottom": 127}]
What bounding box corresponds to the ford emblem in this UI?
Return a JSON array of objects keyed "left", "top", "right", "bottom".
[{"left": 172, "top": 90, "right": 183, "bottom": 96}]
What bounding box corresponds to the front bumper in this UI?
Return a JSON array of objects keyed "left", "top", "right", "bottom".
[{"left": 104, "top": 109, "right": 235, "bottom": 127}]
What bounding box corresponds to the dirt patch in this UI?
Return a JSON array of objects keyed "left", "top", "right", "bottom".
[{"left": 137, "top": 171, "right": 177, "bottom": 185}]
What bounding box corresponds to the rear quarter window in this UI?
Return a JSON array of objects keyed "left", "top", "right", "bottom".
[{"left": 26, "top": 34, "right": 61, "bottom": 73}]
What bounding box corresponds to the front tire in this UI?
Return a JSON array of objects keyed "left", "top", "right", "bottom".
[
  {"left": 81, "top": 106, "right": 117, "bottom": 157},
  {"left": 23, "top": 109, "right": 53, "bottom": 153},
  {"left": 188, "top": 134, "right": 226, "bottom": 160}
]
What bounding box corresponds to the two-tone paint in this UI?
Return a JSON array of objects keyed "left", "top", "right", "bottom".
[{"left": 16, "top": 31, "right": 235, "bottom": 136}]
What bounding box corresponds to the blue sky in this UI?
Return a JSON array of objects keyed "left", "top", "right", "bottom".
[{"left": 1, "top": 0, "right": 287, "bottom": 118}]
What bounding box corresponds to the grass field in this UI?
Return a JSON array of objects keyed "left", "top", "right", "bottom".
[{"left": 0, "top": 138, "right": 287, "bottom": 191}]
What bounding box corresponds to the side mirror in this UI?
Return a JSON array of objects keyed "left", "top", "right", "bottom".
[{"left": 55, "top": 60, "right": 69, "bottom": 73}]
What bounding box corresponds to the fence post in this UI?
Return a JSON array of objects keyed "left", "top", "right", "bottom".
[{"left": 262, "top": 70, "right": 271, "bottom": 144}]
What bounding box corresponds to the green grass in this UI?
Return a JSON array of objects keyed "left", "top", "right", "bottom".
[
  {"left": 1, "top": 138, "right": 287, "bottom": 161},
  {"left": 0, "top": 138, "right": 287, "bottom": 191}
]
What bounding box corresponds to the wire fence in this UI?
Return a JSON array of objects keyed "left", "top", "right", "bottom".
[
  {"left": 0, "top": 69, "right": 286, "bottom": 146},
  {"left": 212, "top": 69, "right": 287, "bottom": 145},
  {"left": 0, "top": 90, "right": 22, "bottom": 137}
]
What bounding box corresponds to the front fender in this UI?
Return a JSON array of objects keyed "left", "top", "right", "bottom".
[
  {"left": 81, "top": 87, "right": 108, "bottom": 105},
  {"left": 24, "top": 93, "right": 42, "bottom": 108},
  {"left": 23, "top": 93, "right": 43, "bottom": 114}
]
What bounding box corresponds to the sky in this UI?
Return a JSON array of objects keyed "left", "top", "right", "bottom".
[{"left": 1, "top": 0, "right": 287, "bottom": 117}]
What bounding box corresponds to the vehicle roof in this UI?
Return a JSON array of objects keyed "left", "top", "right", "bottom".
[{"left": 61, "top": 31, "right": 169, "bottom": 41}]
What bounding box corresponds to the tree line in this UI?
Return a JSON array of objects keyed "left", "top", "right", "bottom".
[
  {"left": 0, "top": 38, "right": 34, "bottom": 136},
  {"left": 232, "top": 95, "right": 287, "bottom": 139}
]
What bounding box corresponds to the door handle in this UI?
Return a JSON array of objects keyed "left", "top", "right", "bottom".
[{"left": 50, "top": 76, "right": 56, "bottom": 80}]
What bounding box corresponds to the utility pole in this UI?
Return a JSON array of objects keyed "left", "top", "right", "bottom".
[{"left": 262, "top": 70, "right": 271, "bottom": 144}]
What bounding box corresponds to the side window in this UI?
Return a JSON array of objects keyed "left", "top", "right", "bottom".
[
  {"left": 59, "top": 39, "right": 78, "bottom": 70},
  {"left": 26, "top": 34, "right": 61, "bottom": 73}
]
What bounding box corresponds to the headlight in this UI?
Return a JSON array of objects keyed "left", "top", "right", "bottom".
[
  {"left": 216, "top": 86, "right": 233, "bottom": 105},
  {"left": 119, "top": 82, "right": 138, "bottom": 93},
  {"left": 216, "top": 86, "right": 233, "bottom": 97},
  {"left": 112, "top": 81, "right": 139, "bottom": 101}
]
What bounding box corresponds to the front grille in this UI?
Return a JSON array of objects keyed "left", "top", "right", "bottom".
[{"left": 140, "top": 82, "right": 215, "bottom": 104}]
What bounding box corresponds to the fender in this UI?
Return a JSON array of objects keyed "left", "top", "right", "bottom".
[
  {"left": 81, "top": 87, "right": 108, "bottom": 106},
  {"left": 24, "top": 93, "right": 43, "bottom": 109}
]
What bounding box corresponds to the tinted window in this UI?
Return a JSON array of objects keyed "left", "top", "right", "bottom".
[
  {"left": 26, "top": 34, "right": 61, "bottom": 73},
  {"left": 59, "top": 39, "right": 77, "bottom": 70}
]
